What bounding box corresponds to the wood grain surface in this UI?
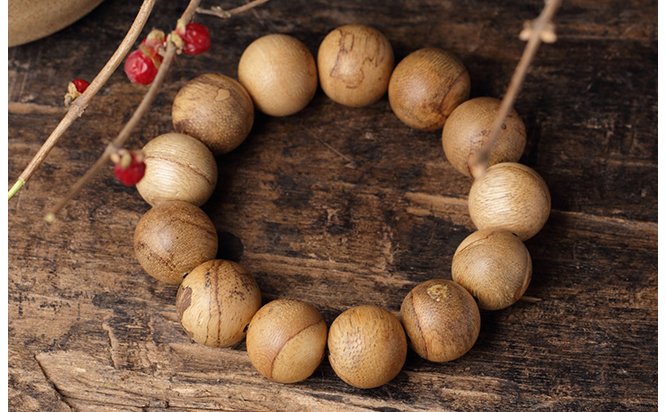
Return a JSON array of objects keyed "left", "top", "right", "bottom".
[{"left": 8, "top": 0, "right": 657, "bottom": 410}]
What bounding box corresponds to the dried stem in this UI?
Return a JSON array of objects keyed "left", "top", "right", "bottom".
[
  {"left": 469, "top": 0, "right": 562, "bottom": 179},
  {"left": 44, "top": 46, "right": 178, "bottom": 222},
  {"left": 8, "top": 0, "right": 156, "bottom": 201},
  {"left": 197, "top": 0, "right": 270, "bottom": 18},
  {"left": 45, "top": 0, "right": 203, "bottom": 222}
]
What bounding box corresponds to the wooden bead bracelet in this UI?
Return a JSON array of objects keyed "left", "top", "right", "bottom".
[{"left": 132, "top": 23, "right": 551, "bottom": 389}]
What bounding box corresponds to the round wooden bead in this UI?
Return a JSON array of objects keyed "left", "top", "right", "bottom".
[
  {"left": 400, "top": 279, "right": 480, "bottom": 362},
  {"left": 452, "top": 229, "right": 532, "bottom": 310},
  {"left": 136, "top": 133, "right": 217, "bottom": 206},
  {"left": 246, "top": 299, "right": 327, "bottom": 383},
  {"left": 317, "top": 24, "right": 394, "bottom": 107},
  {"left": 134, "top": 201, "right": 218, "bottom": 284},
  {"left": 328, "top": 305, "right": 406, "bottom": 389},
  {"left": 442, "top": 97, "right": 526, "bottom": 176},
  {"left": 389, "top": 48, "right": 470, "bottom": 131},
  {"left": 176, "top": 259, "right": 261, "bottom": 347},
  {"left": 172, "top": 73, "right": 254, "bottom": 154},
  {"left": 238, "top": 34, "right": 317, "bottom": 117},
  {"left": 468, "top": 162, "right": 551, "bottom": 240}
]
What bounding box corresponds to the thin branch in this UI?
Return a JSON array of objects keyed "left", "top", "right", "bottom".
[
  {"left": 44, "top": 46, "right": 178, "bottom": 222},
  {"left": 469, "top": 0, "right": 562, "bottom": 179},
  {"left": 180, "top": 0, "right": 205, "bottom": 23},
  {"left": 197, "top": 0, "right": 270, "bottom": 19},
  {"left": 45, "top": 0, "right": 203, "bottom": 222},
  {"left": 8, "top": 102, "right": 65, "bottom": 115},
  {"left": 8, "top": 0, "right": 157, "bottom": 201},
  {"left": 315, "top": 138, "right": 356, "bottom": 168},
  {"left": 519, "top": 295, "right": 543, "bottom": 303}
]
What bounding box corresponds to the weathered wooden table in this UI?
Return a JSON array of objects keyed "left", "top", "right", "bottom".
[{"left": 8, "top": 0, "right": 657, "bottom": 410}]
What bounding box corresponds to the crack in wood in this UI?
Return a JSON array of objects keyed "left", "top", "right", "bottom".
[
  {"left": 101, "top": 319, "right": 122, "bottom": 369},
  {"left": 34, "top": 353, "right": 74, "bottom": 411}
]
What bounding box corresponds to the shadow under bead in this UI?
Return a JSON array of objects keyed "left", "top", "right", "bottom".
[
  {"left": 389, "top": 48, "right": 470, "bottom": 131},
  {"left": 238, "top": 34, "right": 318, "bottom": 117},
  {"left": 468, "top": 162, "right": 551, "bottom": 240},
  {"left": 246, "top": 299, "right": 327, "bottom": 384},
  {"left": 400, "top": 279, "right": 480, "bottom": 363},
  {"left": 452, "top": 229, "right": 532, "bottom": 310},
  {"left": 442, "top": 97, "right": 526, "bottom": 177},
  {"left": 327, "top": 305, "right": 406, "bottom": 389},
  {"left": 133, "top": 201, "right": 218, "bottom": 285},
  {"left": 172, "top": 73, "right": 254, "bottom": 154},
  {"left": 176, "top": 259, "right": 261, "bottom": 348},
  {"left": 317, "top": 24, "right": 394, "bottom": 107},
  {"left": 136, "top": 132, "right": 217, "bottom": 206}
]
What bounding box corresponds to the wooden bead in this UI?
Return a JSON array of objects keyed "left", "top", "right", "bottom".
[
  {"left": 134, "top": 201, "right": 218, "bottom": 284},
  {"left": 238, "top": 34, "right": 317, "bottom": 117},
  {"left": 246, "top": 299, "right": 327, "bottom": 383},
  {"left": 400, "top": 279, "right": 480, "bottom": 362},
  {"left": 468, "top": 162, "right": 551, "bottom": 240},
  {"left": 172, "top": 73, "right": 254, "bottom": 154},
  {"left": 442, "top": 97, "right": 526, "bottom": 176},
  {"left": 176, "top": 259, "right": 261, "bottom": 347},
  {"left": 317, "top": 24, "right": 394, "bottom": 107},
  {"left": 136, "top": 133, "right": 217, "bottom": 206},
  {"left": 452, "top": 229, "right": 532, "bottom": 310},
  {"left": 389, "top": 48, "right": 470, "bottom": 131},
  {"left": 9, "top": 0, "right": 101, "bottom": 47},
  {"left": 328, "top": 305, "right": 406, "bottom": 388}
]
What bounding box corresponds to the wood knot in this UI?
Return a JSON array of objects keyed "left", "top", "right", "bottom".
[
  {"left": 215, "top": 88, "right": 231, "bottom": 101},
  {"left": 426, "top": 284, "right": 449, "bottom": 302}
]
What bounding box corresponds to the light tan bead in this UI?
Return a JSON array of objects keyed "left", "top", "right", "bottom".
[
  {"left": 400, "top": 279, "right": 480, "bottom": 362},
  {"left": 452, "top": 229, "right": 532, "bottom": 310},
  {"left": 317, "top": 24, "right": 394, "bottom": 107},
  {"left": 136, "top": 133, "right": 217, "bottom": 206},
  {"left": 468, "top": 162, "right": 551, "bottom": 240},
  {"left": 246, "top": 299, "right": 327, "bottom": 383},
  {"left": 133, "top": 201, "right": 218, "bottom": 285},
  {"left": 328, "top": 305, "right": 406, "bottom": 389},
  {"left": 176, "top": 260, "right": 261, "bottom": 348},
  {"left": 9, "top": 0, "right": 102, "bottom": 47},
  {"left": 389, "top": 48, "right": 470, "bottom": 131},
  {"left": 172, "top": 73, "right": 254, "bottom": 154},
  {"left": 238, "top": 34, "right": 318, "bottom": 117},
  {"left": 442, "top": 97, "right": 526, "bottom": 176}
]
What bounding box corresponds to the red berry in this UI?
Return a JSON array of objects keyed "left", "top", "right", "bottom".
[
  {"left": 124, "top": 50, "right": 158, "bottom": 85},
  {"left": 71, "top": 78, "right": 90, "bottom": 93},
  {"left": 181, "top": 23, "right": 211, "bottom": 55},
  {"left": 113, "top": 151, "right": 146, "bottom": 186}
]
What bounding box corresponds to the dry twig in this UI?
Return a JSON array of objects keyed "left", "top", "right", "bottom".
[
  {"left": 8, "top": 0, "right": 157, "bottom": 201},
  {"left": 197, "top": 0, "right": 270, "bottom": 18},
  {"left": 520, "top": 295, "right": 543, "bottom": 303},
  {"left": 44, "top": 0, "right": 271, "bottom": 221},
  {"left": 45, "top": 0, "right": 203, "bottom": 222},
  {"left": 469, "top": 0, "right": 562, "bottom": 178}
]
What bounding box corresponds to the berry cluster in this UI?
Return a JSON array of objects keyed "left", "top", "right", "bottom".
[
  {"left": 124, "top": 23, "right": 211, "bottom": 85},
  {"left": 77, "top": 23, "right": 211, "bottom": 187},
  {"left": 63, "top": 23, "right": 211, "bottom": 189}
]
